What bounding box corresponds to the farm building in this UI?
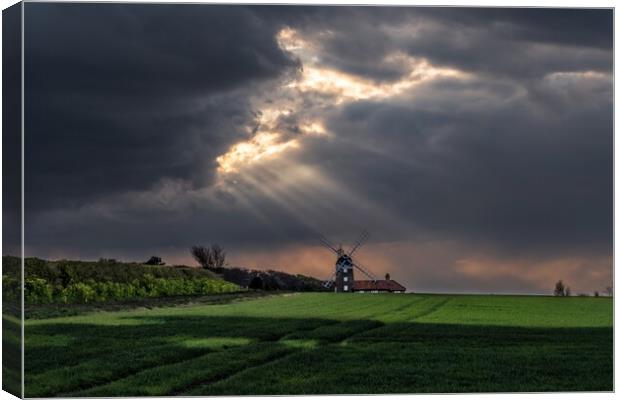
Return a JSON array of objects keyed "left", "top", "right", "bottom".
[
  {"left": 334, "top": 263, "right": 406, "bottom": 293},
  {"left": 353, "top": 279, "right": 406, "bottom": 293}
]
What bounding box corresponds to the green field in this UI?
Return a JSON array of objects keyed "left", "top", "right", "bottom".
[{"left": 21, "top": 293, "right": 612, "bottom": 396}]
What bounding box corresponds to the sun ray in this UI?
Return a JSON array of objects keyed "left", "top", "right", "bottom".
[{"left": 214, "top": 26, "right": 469, "bottom": 178}]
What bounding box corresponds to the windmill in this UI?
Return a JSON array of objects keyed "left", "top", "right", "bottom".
[{"left": 319, "top": 230, "right": 379, "bottom": 292}]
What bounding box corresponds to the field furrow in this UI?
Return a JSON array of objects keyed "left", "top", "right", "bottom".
[
  {"left": 409, "top": 296, "right": 452, "bottom": 321},
  {"left": 175, "top": 344, "right": 299, "bottom": 396},
  {"left": 69, "top": 343, "right": 294, "bottom": 396},
  {"left": 25, "top": 343, "right": 213, "bottom": 397}
]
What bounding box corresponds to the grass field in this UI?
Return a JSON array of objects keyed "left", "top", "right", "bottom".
[{"left": 21, "top": 293, "right": 612, "bottom": 396}]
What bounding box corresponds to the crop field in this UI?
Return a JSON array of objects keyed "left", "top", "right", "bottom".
[{"left": 20, "top": 293, "right": 612, "bottom": 396}]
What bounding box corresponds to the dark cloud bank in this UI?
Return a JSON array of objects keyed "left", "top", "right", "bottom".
[{"left": 21, "top": 4, "right": 612, "bottom": 293}]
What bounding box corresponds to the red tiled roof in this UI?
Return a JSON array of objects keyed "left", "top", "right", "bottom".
[{"left": 353, "top": 280, "right": 406, "bottom": 292}]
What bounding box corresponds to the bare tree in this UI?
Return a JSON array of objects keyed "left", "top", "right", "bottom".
[
  {"left": 191, "top": 245, "right": 213, "bottom": 269},
  {"left": 565, "top": 286, "right": 571, "bottom": 297},
  {"left": 191, "top": 244, "right": 226, "bottom": 271},
  {"left": 605, "top": 286, "right": 613, "bottom": 297},
  {"left": 211, "top": 244, "right": 226, "bottom": 269}
]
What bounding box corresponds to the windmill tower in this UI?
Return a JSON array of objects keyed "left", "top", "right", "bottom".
[{"left": 319, "top": 230, "right": 378, "bottom": 292}]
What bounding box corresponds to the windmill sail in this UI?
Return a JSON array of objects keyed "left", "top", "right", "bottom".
[
  {"left": 318, "top": 234, "right": 339, "bottom": 254},
  {"left": 352, "top": 260, "right": 378, "bottom": 282},
  {"left": 348, "top": 229, "right": 369, "bottom": 256},
  {"left": 323, "top": 272, "right": 337, "bottom": 288}
]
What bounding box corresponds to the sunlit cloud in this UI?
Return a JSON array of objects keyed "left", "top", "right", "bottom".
[
  {"left": 277, "top": 27, "right": 316, "bottom": 54},
  {"left": 545, "top": 70, "right": 611, "bottom": 81},
  {"left": 216, "top": 132, "right": 299, "bottom": 174},
  {"left": 280, "top": 26, "right": 469, "bottom": 103},
  {"left": 215, "top": 26, "right": 469, "bottom": 176},
  {"left": 286, "top": 55, "right": 468, "bottom": 103},
  {"left": 298, "top": 121, "right": 327, "bottom": 135}
]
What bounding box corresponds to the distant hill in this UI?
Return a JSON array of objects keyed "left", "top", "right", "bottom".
[
  {"left": 210, "top": 266, "right": 327, "bottom": 292},
  {"left": 2, "top": 256, "right": 327, "bottom": 302}
]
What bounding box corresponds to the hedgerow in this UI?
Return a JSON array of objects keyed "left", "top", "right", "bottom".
[{"left": 2, "top": 256, "right": 240, "bottom": 304}]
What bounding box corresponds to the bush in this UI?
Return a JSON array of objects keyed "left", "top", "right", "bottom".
[
  {"left": 62, "top": 282, "right": 97, "bottom": 303},
  {"left": 2, "top": 275, "right": 20, "bottom": 302},
  {"left": 20, "top": 276, "right": 239, "bottom": 305},
  {"left": 25, "top": 277, "right": 54, "bottom": 304}
]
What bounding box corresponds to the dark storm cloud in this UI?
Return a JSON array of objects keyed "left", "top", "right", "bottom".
[
  {"left": 260, "top": 6, "right": 612, "bottom": 259},
  {"left": 22, "top": 4, "right": 612, "bottom": 291},
  {"left": 3, "top": 3, "right": 22, "bottom": 255},
  {"left": 26, "top": 4, "right": 295, "bottom": 96},
  {"left": 269, "top": 7, "right": 612, "bottom": 82},
  {"left": 296, "top": 73, "right": 612, "bottom": 257},
  {"left": 24, "top": 3, "right": 297, "bottom": 211},
  {"left": 419, "top": 8, "right": 613, "bottom": 49}
]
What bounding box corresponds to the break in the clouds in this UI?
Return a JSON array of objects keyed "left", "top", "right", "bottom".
[{"left": 22, "top": 4, "right": 612, "bottom": 294}]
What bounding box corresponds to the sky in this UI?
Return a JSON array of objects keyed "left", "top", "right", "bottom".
[{"left": 17, "top": 4, "right": 613, "bottom": 294}]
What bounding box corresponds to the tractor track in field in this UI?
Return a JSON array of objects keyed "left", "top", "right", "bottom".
[
  {"left": 54, "top": 348, "right": 217, "bottom": 398},
  {"left": 54, "top": 296, "right": 453, "bottom": 396},
  {"left": 175, "top": 298, "right": 434, "bottom": 395},
  {"left": 26, "top": 339, "right": 183, "bottom": 377},
  {"left": 176, "top": 298, "right": 440, "bottom": 395},
  {"left": 60, "top": 343, "right": 294, "bottom": 397},
  {"left": 175, "top": 323, "right": 389, "bottom": 395},
  {"left": 172, "top": 303, "right": 409, "bottom": 396},
  {"left": 61, "top": 320, "right": 338, "bottom": 397},
  {"left": 409, "top": 297, "right": 452, "bottom": 321},
  {"left": 173, "top": 317, "right": 357, "bottom": 394},
  {"left": 28, "top": 343, "right": 215, "bottom": 398},
  {"left": 393, "top": 297, "right": 426, "bottom": 312},
  {"left": 171, "top": 347, "right": 297, "bottom": 396},
  {"left": 338, "top": 296, "right": 432, "bottom": 343}
]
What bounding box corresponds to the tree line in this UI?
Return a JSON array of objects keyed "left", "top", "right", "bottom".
[
  {"left": 190, "top": 244, "right": 326, "bottom": 291},
  {"left": 554, "top": 280, "right": 612, "bottom": 297}
]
